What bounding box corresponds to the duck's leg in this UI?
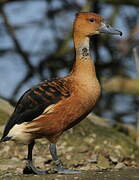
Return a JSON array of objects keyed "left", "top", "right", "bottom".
[
  {"left": 49, "top": 143, "right": 81, "bottom": 174},
  {"left": 23, "top": 140, "right": 48, "bottom": 175}
]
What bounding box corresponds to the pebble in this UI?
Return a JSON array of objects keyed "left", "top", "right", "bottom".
[{"left": 114, "top": 162, "right": 125, "bottom": 169}]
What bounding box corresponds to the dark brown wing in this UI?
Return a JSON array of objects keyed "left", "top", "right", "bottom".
[{"left": 1, "top": 78, "right": 70, "bottom": 139}]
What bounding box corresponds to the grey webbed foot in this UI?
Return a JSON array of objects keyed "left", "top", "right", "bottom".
[{"left": 49, "top": 143, "right": 81, "bottom": 174}]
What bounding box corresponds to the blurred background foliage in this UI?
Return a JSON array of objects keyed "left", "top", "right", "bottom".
[{"left": 0, "top": 0, "right": 139, "bottom": 125}]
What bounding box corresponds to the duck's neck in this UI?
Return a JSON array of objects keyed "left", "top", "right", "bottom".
[{"left": 70, "top": 33, "right": 97, "bottom": 79}]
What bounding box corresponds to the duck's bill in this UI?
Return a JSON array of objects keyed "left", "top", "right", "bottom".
[{"left": 99, "top": 22, "right": 122, "bottom": 36}]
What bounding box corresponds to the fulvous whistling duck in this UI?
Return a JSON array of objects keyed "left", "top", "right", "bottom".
[{"left": 0, "top": 12, "right": 122, "bottom": 174}]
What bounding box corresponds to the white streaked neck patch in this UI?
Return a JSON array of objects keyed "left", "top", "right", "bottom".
[
  {"left": 76, "top": 37, "right": 90, "bottom": 60},
  {"left": 81, "top": 47, "right": 90, "bottom": 60}
]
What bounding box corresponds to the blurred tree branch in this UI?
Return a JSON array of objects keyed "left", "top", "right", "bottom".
[
  {"left": 12, "top": 71, "right": 34, "bottom": 99},
  {"left": 102, "top": 77, "right": 139, "bottom": 95},
  {"left": 0, "top": 6, "right": 39, "bottom": 99},
  {"left": 0, "top": 6, "right": 35, "bottom": 72}
]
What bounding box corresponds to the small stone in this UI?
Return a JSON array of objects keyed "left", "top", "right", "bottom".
[
  {"left": 66, "top": 154, "right": 71, "bottom": 160},
  {"left": 92, "top": 133, "right": 96, "bottom": 138},
  {"left": 67, "top": 146, "right": 74, "bottom": 152},
  {"left": 115, "top": 145, "right": 122, "bottom": 149},
  {"left": 103, "top": 140, "right": 108, "bottom": 144},
  {"left": 95, "top": 145, "right": 100, "bottom": 150},
  {"left": 90, "top": 164, "right": 99, "bottom": 170},
  {"left": 97, "top": 154, "right": 110, "bottom": 169},
  {"left": 109, "top": 155, "right": 118, "bottom": 163},
  {"left": 88, "top": 154, "right": 98, "bottom": 163},
  {"left": 78, "top": 146, "right": 88, "bottom": 153},
  {"left": 114, "top": 162, "right": 125, "bottom": 169},
  {"left": 84, "top": 137, "right": 94, "bottom": 144}
]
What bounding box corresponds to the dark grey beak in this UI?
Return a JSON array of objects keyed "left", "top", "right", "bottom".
[{"left": 99, "top": 22, "right": 122, "bottom": 36}]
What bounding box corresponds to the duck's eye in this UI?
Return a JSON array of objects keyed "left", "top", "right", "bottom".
[{"left": 89, "top": 18, "right": 95, "bottom": 23}]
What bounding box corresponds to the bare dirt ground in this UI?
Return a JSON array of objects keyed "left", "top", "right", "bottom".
[{"left": 0, "top": 168, "right": 139, "bottom": 180}]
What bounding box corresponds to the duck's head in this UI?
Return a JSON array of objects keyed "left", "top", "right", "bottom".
[{"left": 74, "top": 12, "right": 122, "bottom": 37}]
